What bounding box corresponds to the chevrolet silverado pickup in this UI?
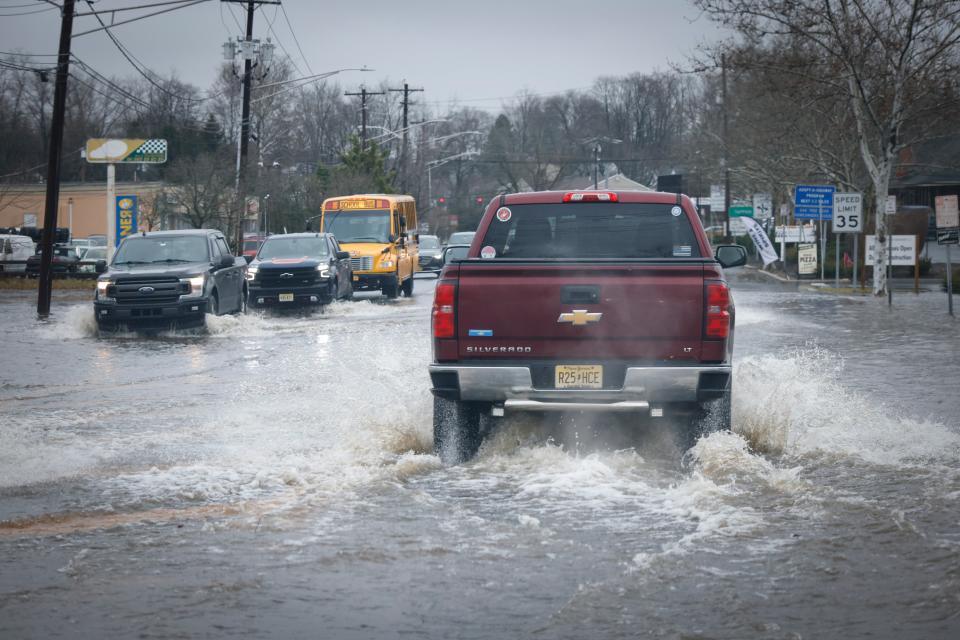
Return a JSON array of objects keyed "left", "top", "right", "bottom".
[{"left": 429, "top": 190, "right": 747, "bottom": 463}]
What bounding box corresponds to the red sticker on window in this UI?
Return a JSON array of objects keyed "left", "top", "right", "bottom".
[
  {"left": 496, "top": 207, "right": 512, "bottom": 222},
  {"left": 480, "top": 246, "right": 497, "bottom": 259}
]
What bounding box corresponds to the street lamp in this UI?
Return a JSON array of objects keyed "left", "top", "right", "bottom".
[
  {"left": 582, "top": 136, "right": 622, "bottom": 189},
  {"left": 426, "top": 151, "right": 480, "bottom": 212}
]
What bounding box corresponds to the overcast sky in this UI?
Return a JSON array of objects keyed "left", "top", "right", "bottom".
[{"left": 1, "top": 0, "right": 724, "bottom": 111}]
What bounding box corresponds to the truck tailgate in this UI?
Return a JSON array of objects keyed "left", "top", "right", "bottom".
[{"left": 456, "top": 262, "right": 705, "bottom": 361}]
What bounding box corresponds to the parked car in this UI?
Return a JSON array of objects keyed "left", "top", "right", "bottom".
[
  {"left": 429, "top": 190, "right": 747, "bottom": 463},
  {"left": 94, "top": 229, "right": 247, "bottom": 332},
  {"left": 0, "top": 234, "right": 36, "bottom": 273},
  {"left": 446, "top": 231, "right": 475, "bottom": 246},
  {"left": 26, "top": 244, "right": 80, "bottom": 277},
  {"left": 440, "top": 243, "right": 470, "bottom": 266},
  {"left": 418, "top": 234, "right": 444, "bottom": 273},
  {"left": 86, "top": 235, "right": 107, "bottom": 247},
  {"left": 246, "top": 233, "right": 352, "bottom": 308},
  {"left": 242, "top": 233, "right": 266, "bottom": 263},
  {"left": 78, "top": 246, "right": 107, "bottom": 273}
]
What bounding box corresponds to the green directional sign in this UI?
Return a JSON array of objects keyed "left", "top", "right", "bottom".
[{"left": 729, "top": 204, "right": 754, "bottom": 217}]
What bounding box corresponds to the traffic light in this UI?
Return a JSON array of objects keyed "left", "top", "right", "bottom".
[
  {"left": 475, "top": 196, "right": 484, "bottom": 205},
  {"left": 438, "top": 196, "right": 446, "bottom": 205}
]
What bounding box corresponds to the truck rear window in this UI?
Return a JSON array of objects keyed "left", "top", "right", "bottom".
[{"left": 477, "top": 203, "right": 702, "bottom": 259}]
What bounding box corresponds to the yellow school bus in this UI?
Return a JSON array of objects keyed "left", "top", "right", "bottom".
[{"left": 319, "top": 194, "right": 419, "bottom": 298}]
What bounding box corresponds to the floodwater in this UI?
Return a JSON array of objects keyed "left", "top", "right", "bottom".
[{"left": 1, "top": 274, "right": 958, "bottom": 639}]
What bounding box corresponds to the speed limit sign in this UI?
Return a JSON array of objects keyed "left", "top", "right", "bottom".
[{"left": 833, "top": 192, "right": 863, "bottom": 233}]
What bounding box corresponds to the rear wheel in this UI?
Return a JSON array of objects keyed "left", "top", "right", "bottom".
[
  {"left": 401, "top": 274, "right": 414, "bottom": 297},
  {"left": 433, "top": 396, "right": 483, "bottom": 464},
  {"left": 676, "top": 385, "right": 732, "bottom": 451}
]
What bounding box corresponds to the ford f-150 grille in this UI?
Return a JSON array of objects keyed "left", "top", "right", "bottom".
[
  {"left": 111, "top": 277, "right": 183, "bottom": 305},
  {"left": 350, "top": 256, "right": 373, "bottom": 271},
  {"left": 257, "top": 267, "right": 318, "bottom": 288}
]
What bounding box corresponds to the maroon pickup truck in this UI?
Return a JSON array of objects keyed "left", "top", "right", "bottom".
[{"left": 429, "top": 190, "right": 748, "bottom": 463}]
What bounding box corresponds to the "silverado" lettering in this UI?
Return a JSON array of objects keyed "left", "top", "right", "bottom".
[{"left": 465, "top": 346, "right": 532, "bottom": 353}]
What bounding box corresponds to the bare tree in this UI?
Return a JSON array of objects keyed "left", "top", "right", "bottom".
[{"left": 696, "top": 0, "right": 960, "bottom": 294}]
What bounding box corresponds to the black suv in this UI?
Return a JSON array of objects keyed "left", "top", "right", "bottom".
[
  {"left": 246, "top": 233, "right": 352, "bottom": 308},
  {"left": 94, "top": 229, "right": 247, "bottom": 331}
]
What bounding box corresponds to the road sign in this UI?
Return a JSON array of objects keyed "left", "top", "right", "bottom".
[
  {"left": 753, "top": 193, "right": 773, "bottom": 220},
  {"left": 86, "top": 138, "right": 168, "bottom": 164},
  {"left": 729, "top": 204, "right": 753, "bottom": 217},
  {"left": 938, "top": 229, "right": 959, "bottom": 245},
  {"left": 833, "top": 192, "right": 863, "bottom": 233},
  {"left": 775, "top": 224, "right": 818, "bottom": 243},
  {"left": 710, "top": 185, "right": 725, "bottom": 212},
  {"left": 886, "top": 194, "right": 897, "bottom": 215},
  {"left": 794, "top": 184, "right": 835, "bottom": 220},
  {"left": 935, "top": 195, "right": 959, "bottom": 229},
  {"left": 865, "top": 235, "right": 916, "bottom": 266},
  {"left": 798, "top": 244, "right": 817, "bottom": 274}
]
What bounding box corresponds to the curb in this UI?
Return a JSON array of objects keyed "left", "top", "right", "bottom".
[{"left": 741, "top": 265, "right": 794, "bottom": 283}]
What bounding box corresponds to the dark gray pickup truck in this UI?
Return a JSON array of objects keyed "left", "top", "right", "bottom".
[{"left": 94, "top": 229, "right": 247, "bottom": 332}]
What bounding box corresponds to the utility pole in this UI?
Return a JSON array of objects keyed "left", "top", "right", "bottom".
[
  {"left": 721, "top": 52, "right": 731, "bottom": 239},
  {"left": 222, "top": 0, "right": 280, "bottom": 252},
  {"left": 388, "top": 82, "right": 423, "bottom": 193},
  {"left": 37, "top": 0, "right": 76, "bottom": 317},
  {"left": 346, "top": 86, "right": 386, "bottom": 148}
]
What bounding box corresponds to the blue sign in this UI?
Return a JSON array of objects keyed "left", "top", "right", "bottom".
[
  {"left": 115, "top": 195, "right": 138, "bottom": 247},
  {"left": 794, "top": 184, "right": 835, "bottom": 220}
]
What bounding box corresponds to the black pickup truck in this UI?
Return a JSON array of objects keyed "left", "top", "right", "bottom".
[{"left": 94, "top": 229, "right": 247, "bottom": 331}]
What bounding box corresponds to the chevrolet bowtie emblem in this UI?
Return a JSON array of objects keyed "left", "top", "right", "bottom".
[{"left": 557, "top": 309, "right": 602, "bottom": 326}]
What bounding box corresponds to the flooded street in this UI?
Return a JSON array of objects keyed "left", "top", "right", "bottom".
[{"left": 2, "top": 275, "right": 959, "bottom": 639}]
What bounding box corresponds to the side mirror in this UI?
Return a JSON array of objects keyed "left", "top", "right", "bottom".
[
  {"left": 95, "top": 260, "right": 107, "bottom": 274},
  {"left": 715, "top": 244, "right": 748, "bottom": 269},
  {"left": 219, "top": 254, "right": 235, "bottom": 269},
  {"left": 336, "top": 251, "right": 350, "bottom": 260}
]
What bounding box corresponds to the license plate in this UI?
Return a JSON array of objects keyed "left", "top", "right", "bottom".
[
  {"left": 554, "top": 365, "right": 603, "bottom": 389},
  {"left": 279, "top": 293, "right": 294, "bottom": 302}
]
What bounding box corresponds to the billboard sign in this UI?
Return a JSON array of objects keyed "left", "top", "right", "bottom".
[
  {"left": 86, "top": 138, "right": 168, "bottom": 164},
  {"left": 115, "top": 195, "right": 138, "bottom": 247}
]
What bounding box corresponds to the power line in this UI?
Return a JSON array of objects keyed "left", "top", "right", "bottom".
[
  {"left": 0, "top": 5, "right": 56, "bottom": 15},
  {"left": 82, "top": 0, "right": 215, "bottom": 103},
  {"left": 72, "top": 0, "right": 210, "bottom": 38},
  {"left": 263, "top": 5, "right": 305, "bottom": 77},
  {"left": 278, "top": 2, "right": 313, "bottom": 76}
]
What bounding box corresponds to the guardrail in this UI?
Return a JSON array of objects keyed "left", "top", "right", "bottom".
[{"left": 0, "top": 260, "right": 101, "bottom": 279}]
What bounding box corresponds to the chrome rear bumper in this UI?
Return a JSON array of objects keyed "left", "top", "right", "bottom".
[{"left": 429, "top": 364, "right": 730, "bottom": 409}]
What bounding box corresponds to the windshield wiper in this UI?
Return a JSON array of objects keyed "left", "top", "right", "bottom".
[
  {"left": 113, "top": 260, "right": 151, "bottom": 265},
  {"left": 148, "top": 258, "right": 192, "bottom": 263},
  {"left": 349, "top": 236, "right": 384, "bottom": 242}
]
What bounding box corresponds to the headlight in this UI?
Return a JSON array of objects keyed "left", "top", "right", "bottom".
[
  {"left": 183, "top": 274, "right": 206, "bottom": 297},
  {"left": 96, "top": 279, "right": 113, "bottom": 301},
  {"left": 245, "top": 265, "right": 258, "bottom": 281},
  {"left": 379, "top": 259, "right": 395, "bottom": 269},
  {"left": 316, "top": 264, "right": 331, "bottom": 278}
]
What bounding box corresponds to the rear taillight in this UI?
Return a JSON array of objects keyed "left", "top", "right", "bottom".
[
  {"left": 432, "top": 281, "right": 456, "bottom": 338},
  {"left": 705, "top": 281, "right": 730, "bottom": 338},
  {"left": 562, "top": 191, "right": 618, "bottom": 203}
]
